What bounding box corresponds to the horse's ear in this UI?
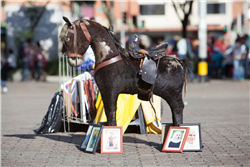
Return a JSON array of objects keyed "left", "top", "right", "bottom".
[
  {"left": 109, "top": 25, "right": 114, "bottom": 34},
  {"left": 63, "top": 16, "right": 72, "bottom": 27}
]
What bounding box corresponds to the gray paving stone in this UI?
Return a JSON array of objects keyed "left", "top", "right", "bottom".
[{"left": 1, "top": 80, "right": 249, "bottom": 166}]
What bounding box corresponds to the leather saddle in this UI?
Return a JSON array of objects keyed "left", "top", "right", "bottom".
[
  {"left": 128, "top": 34, "right": 168, "bottom": 101},
  {"left": 129, "top": 35, "right": 168, "bottom": 60}
]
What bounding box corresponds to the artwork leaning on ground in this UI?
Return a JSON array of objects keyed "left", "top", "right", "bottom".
[
  {"left": 179, "top": 123, "right": 203, "bottom": 152},
  {"left": 162, "top": 126, "right": 190, "bottom": 153},
  {"left": 101, "top": 126, "right": 123, "bottom": 154},
  {"left": 84, "top": 124, "right": 103, "bottom": 154}
]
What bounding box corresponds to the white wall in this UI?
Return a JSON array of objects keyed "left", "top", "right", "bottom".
[
  {"left": 4, "top": 3, "right": 71, "bottom": 60},
  {"left": 137, "top": 1, "right": 233, "bottom": 30},
  {"left": 137, "top": 2, "right": 182, "bottom": 29}
]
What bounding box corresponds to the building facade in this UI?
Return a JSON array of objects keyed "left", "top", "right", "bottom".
[{"left": 1, "top": 0, "right": 249, "bottom": 59}]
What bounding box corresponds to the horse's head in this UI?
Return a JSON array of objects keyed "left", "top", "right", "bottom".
[{"left": 59, "top": 16, "right": 92, "bottom": 67}]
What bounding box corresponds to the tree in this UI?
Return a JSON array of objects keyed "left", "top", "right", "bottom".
[
  {"left": 14, "top": 1, "right": 50, "bottom": 49},
  {"left": 172, "top": 0, "right": 193, "bottom": 38},
  {"left": 102, "top": 1, "right": 115, "bottom": 27}
]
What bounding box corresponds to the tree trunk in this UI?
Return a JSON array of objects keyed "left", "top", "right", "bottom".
[
  {"left": 31, "top": 1, "right": 50, "bottom": 32},
  {"left": 182, "top": 15, "right": 189, "bottom": 38}
]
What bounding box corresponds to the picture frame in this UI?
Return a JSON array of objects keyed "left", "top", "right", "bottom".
[
  {"left": 179, "top": 123, "right": 202, "bottom": 152},
  {"left": 85, "top": 124, "right": 104, "bottom": 154},
  {"left": 162, "top": 126, "right": 190, "bottom": 153},
  {"left": 161, "top": 123, "right": 173, "bottom": 145},
  {"left": 81, "top": 123, "right": 94, "bottom": 150},
  {"left": 101, "top": 126, "right": 123, "bottom": 154}
]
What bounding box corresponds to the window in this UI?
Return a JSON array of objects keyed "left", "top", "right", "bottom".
[
  {"left": 207, "top": 3, "right": 226, "bottom": 14},
  {"left": 140, "top": 5, "right": 165, "bottom": 15}
]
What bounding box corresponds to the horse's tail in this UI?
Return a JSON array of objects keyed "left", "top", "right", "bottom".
[
  {"left": 180, "top": 58, "right": 193, "bottom": 97},
  {"left": 180, "top": 58, "right": 192, "bottom": 76}
]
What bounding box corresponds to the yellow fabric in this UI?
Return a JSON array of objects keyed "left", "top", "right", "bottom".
[
  {"left": 141, "top": 95, "right": 162, "bottom": 134},
  {"left": 95, "top": 93, "right": 141, "bottom": 134},
  {"left": 95, "top": 93, "right": 162, "bottom": 134}
]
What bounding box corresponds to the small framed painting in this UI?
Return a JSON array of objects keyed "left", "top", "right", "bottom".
[
  {"left": 161, "top": 123, "right": 173, "bottom": 145},
  {"left": 101, "top": 126, "right": 123, "bottom": 154},
  {"left": 179, "top": 123, "right": 202, "bottom": 152},
  {"left": 81, "top": 124, "right": 94, "bottom": 150},
  {"left": 162, "top": 126, "right": 190, "bottom": 153},
  {"left": 85, "top": 124, "right": 104, "bottom": 154}
]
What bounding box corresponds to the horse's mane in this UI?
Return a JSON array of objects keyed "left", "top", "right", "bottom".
[{"left": 102, "top": 26, "right": 130, "bottom": 58}]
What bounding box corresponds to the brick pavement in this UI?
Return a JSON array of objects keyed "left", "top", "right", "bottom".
[{"left": 1, "top": 80, "right": 249, "bottom": 167}]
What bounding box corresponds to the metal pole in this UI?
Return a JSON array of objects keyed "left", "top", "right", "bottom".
[
  {"left": 120, "top": 0, "right": 126, "bottom": 48},
  {"left": 198, "top": 0, "right": 208, "bottom": 82},
  {"left": 237, "top": 12, "right": 242, "bottom": 35}
]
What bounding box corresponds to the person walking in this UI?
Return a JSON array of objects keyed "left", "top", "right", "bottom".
[
  {"left": 33, "top": 41, "right": 47, "bottom": 81},
  {"left": 226, "top": 34, "right": 247, "bottom": 81},
  {"left": 21, "top": 38, "right": 35, "bottom": 82},
  {"left": 1, "top": 49, "right": 17, "bottom": 81},
  {"left": 177, "top": 37, "right": 187, "bottom": 60}
]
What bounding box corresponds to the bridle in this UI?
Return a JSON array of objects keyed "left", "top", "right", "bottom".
[
  {"left": 66, "top": 20, "right": 123, "bottom": 73},
  {"left": 67, "top": 22, "right": 91, "bottom": 60}
]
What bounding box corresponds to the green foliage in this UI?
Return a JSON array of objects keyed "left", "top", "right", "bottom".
[
  {"left": 24, "top": 3, "right": 41, "bottom": 23},
  {"left": 44, "top": 58, "right": 59, "bottom": 75},
  {"left": 14, "top": 1, "right": 49, "bottom": 49},
  {"left": 14, "top": 30, "right": 34, "bottom": 49},
  {"left": 2, "top": 1, "right": 5, "bottom": 6}
]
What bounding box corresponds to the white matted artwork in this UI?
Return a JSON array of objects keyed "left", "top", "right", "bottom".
[
  {"left": 101, "top": 126, "right": 123, "bottom": 154},
  {"left": 179, "top": 123, "right": 202, "bottom": 152}
]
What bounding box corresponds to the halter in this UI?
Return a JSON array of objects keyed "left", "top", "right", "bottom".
[{"left": 67, "top": 22, "right": 91, "bottom": 59}]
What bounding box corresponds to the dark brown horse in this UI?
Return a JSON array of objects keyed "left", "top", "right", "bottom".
[{"left": 60, "top": 17, "right": 191, "bottom": 126}]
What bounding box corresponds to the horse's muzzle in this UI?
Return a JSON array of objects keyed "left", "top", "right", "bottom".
[{"left": 67, "top": 53, "right": 84, "bottom": 67}]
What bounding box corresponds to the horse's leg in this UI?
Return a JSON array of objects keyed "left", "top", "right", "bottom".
[
  {"left": 101, "top": 91, "right": 119, "bottom": 126},
  {"left": 163, "top": 92, "right": 184, "bottom": 126}
]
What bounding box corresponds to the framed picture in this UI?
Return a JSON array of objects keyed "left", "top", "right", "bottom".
[
  {"left": 179, "top": 123, "right": 202, "bottom": 152},
  {"left": 81, "top": 124, "right": 94, "bottom": 150},
  {"left": 161, "top": 123, "right": 173, "bottom": 145},
  {"left": 101, "top": 126, "right": 123, "bottom": 154},
  {"left": 162, "top": 126, "right": 190, "bottom": 153},
  {"left": 85, "top": 124, "right": 104, "bottom": 154}
]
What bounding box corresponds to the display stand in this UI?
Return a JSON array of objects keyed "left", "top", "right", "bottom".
[
  {"left": 59, "top": 54, "right": 92, "bottom": 132},
  {"left": 129, "top": 104, "right": 147, "bottom": 134}
]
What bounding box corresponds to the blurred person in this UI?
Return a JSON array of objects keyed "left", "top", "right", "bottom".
[
  {"left": 210, "top": 47, "right": 225, "bottom": 79},
  {"left": 177, "top": 37, "right": 195, "bottom": 81},
  {"left": 243, "top": 34, "right": 249, "bottom": 78},
  {"left": 225, "top": 34, "right": 247, "bottom": 81},
  {"left": 186, "top": 38, "right": 195, "bottom": 81},
  {"left": 33, "top": 41, "right": 47, "bottom": 81},
  {"left": 168, "top": 131, "right": 182, "bottom": 148},
  {"left": 166, "top": 38, "right": 178, "bottom": 56},
  {"left": 21, "top": 38, "right": 34, "bottom": 82},
  {"left": 213, "top": 36, "right": 227, "bottom": 53},
  {"left": 177, "top": 37, "right": 187, "bottom": 59},
  {"left": 1, "top": 49, "right": 17, "bottom": 81},
  {"left": 1, "top": 56, "right": 8, "bottom": 93}
]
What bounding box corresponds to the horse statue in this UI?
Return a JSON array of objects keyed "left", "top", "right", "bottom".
[{"left": 59, "top": 16, "right": 191, "bottom": 127}]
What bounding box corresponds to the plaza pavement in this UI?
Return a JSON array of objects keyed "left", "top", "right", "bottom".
[{"left": 1, "top": 79, "right": 249, "bottom": 167}]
